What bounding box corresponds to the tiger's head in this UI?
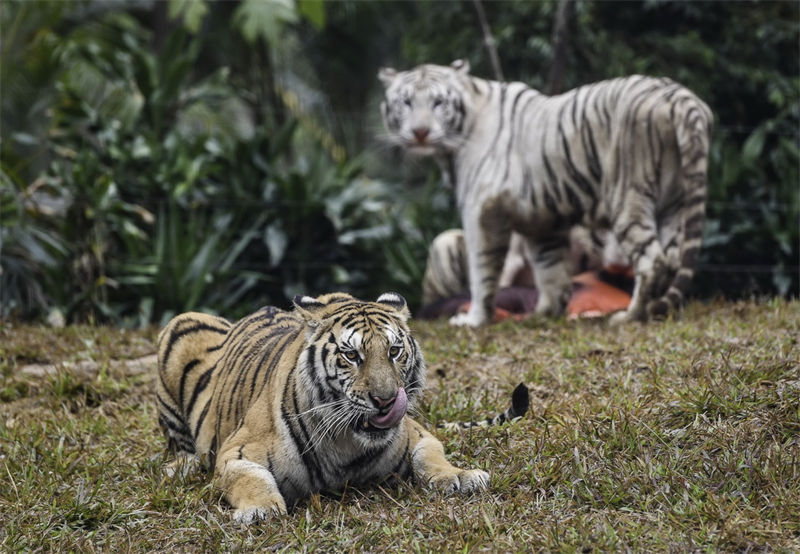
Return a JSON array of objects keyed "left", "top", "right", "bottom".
[
  {"left": 379, "top": 60, "right": 474, "bottom": 155},
  {"left": 293, "top": 292, "right": 426, "bottom": 449}
]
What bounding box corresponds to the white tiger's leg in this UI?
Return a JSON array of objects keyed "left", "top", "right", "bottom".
[
  {"left": 609, "top": 195, "right": 668, "bottom": 324},
  {"left": 422, "top": 229, "right": 469, "bottom": 305},
  {"left": 215, "top": 442, "right": 287, "bottom": 525},
  {"left": 449, "top": 209, "right": 510, "bottom": 327},
  {"left": 646, "top": 206, "right": 683, "bottom": 318},
  {"left": 498, "top": 232, "right": 532, "bottom": 288},
  {"left": 527, "top": 234, "right": 571, "bottom": 317}
]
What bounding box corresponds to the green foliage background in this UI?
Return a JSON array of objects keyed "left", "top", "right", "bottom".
[{"left": 1, "top": 0, "right": 798, "bottom": 325}]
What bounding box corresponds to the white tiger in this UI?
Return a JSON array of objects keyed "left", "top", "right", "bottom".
[{"left": 379, "top": 60, "right": 712, "bottom": 325}]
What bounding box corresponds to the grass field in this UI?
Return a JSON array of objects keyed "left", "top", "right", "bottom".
[{"left": 1, "top": 299, "right": 798, "bottom": 552}]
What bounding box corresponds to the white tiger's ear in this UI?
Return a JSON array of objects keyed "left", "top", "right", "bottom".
[
  {"left": 293, "top": 295, "right": 324, "bottom": 327},
  {"left": 378, "top": 67, "right": 397, "bottom": 87},
  {"left": 376, "top": 292, "right": 410, "bottom": 320},
  {"left": 450, "top": 59, "right": 470, "bottom": 75}
]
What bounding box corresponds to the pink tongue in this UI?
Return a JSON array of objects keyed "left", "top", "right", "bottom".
[{"left": 368, "top": 387, "right": 408, "bottom": 429}]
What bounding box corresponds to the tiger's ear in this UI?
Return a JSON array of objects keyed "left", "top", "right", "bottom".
[
  {"left": 450, "top": 59, "right": 471, "bottom": 75},
  {"left": 378, "top": 67, "right": 397, "bottom": 87},
  {"left": 376, "top": 292, "right": 410, "bottom": 321},
  {"left": 293, "top": 295, "right": 325, "bottom": 327}
]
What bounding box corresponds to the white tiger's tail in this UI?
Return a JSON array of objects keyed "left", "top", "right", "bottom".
[
  {"left": 648, "top": 94, "right": 713, "bottom": 318},
  {"left": 438, "top": 383, "right": 530, "bottom": 431}
]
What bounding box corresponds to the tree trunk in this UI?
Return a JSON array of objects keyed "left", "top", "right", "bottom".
[
  {"left": 546, "top": 0, "right": 575, "bottom": 95},
  {"left": 472, "top": 0, "right": 504, "bottom": 81}
]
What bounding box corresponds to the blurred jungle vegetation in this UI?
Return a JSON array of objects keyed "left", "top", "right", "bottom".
[{"left": 1, "top": 0, "right": 798, "bottom": 325}]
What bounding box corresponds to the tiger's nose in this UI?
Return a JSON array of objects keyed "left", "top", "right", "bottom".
[
  {"left": 412, "top": 127, "right": 430, "bottom": 142},
  {"left": 369, "top": 391, "right": 397, "bottom": 411}
]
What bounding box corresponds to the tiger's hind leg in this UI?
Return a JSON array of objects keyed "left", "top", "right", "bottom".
[
  {"left": 156, "top": 373, "right": 197, "bottom": 462},
  {"left": 527, "top": 233, "right": 572, "bottom": 317},
  {"left": 646, "top": 205, "right": 683, "bottom": 319},
  {"left": 422, "top": 229, "right": 469, "bottom": 305},
  {"left": 157, "top": 393, "right": 203, "bottom": 477},
  {"left": 156, "top": 312, "right": 231, "bottom": 474},
  {"left": 609, "top": 194, "right": 669, "bottom": 324}
]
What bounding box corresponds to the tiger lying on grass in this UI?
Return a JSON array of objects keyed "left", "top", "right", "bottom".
[
  {"left": 380, "top": 60, "right": 712, "bottom": 326},
  {"left": 156, "top": 292, "right": 527, "bottom": 525}
]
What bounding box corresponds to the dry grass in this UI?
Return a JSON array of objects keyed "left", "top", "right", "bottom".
[{"left": 1, "top": 299, "right": 798, "bottom": 552}]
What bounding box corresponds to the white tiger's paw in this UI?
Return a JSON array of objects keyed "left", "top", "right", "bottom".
[
  {"left": 609, "top": 308, "right": 644, "bottom": 326},
  {"left": 233, "top": 503, "right": 287, "bottom": 526},
  {"left": 608, "top": 310, "right": 629, "bottom": 326},
  {"left": 449, "top": 311, "right": 486, "bottom": 327}
]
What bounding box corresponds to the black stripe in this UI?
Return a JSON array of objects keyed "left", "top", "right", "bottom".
[
  {"left": 390, "top": 436, "right": 411, "bottom": 479},
  {"left": 157, "top": 370, "right": 180, "bottom": 412},
  {"left": 467, "top": 83, "right": 507, "bottom": 188},
  {"left": 208, "top": 435, "right": 218, "bottom": 468},
  {"left": 178, "top": 359, "right": 201, "bottom": 412},
  {"left": 681, "top": 247, "right": 700, "bottom": 268},
  {"left": 632, "top": 236, "right": 658, "bottom": 261},
  {"left": 559, "top": 119, "right": 595, "bottom": 200},
  {"left": 684, "top": 213, "right": 705, "bottom": 236},
  {"left": 186, "top": 366, "right": 214, "bottom": 419},
  {"left": 502, "top": 87, "right": 529, "bottom": 183},
  {"left": 307, "top": 344, "right": 332, "bottom": 404},
  {"left": 161, "top": 321, "right": 228, "bottom": 369},
  {"left": 158, "top": 411, "right": 190, "bottom": 436},
  {"left": 192, "top": 398, "right": 211, "bottom": 440},
  {"left": 157, "top": 395, "right": 186, "bottom": 428},
  {"left": 581, "top": 108, "right": 602, "bottom": 182},
  {"left": 238, "top": 326, "right": 296, "bottom": 414},
  {"left": 281, "top": 376, "right": 322, "bottom": 489},
  {"left": 618, "top": 220, "right": 649, "bottom": 243}
]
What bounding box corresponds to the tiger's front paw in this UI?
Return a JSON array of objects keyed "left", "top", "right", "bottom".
[
  {"left": 457, "top": 469, "right": 490, "bottom": 492},
  {"left": 449, "top": 311, "right": 487, "bottom": 327},
  {"left": 232, "top": 500, "right": 287, "bottom": 526},
  {"left": 428, "top": 468, "right": 490, "bottom": 494}
]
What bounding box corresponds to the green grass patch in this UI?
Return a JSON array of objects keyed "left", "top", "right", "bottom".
[{"left": 1, "top": 299, "right": 798, "bottom": 551}]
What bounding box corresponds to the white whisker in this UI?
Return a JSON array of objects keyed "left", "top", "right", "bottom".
[{"left": 289, "top": 398, "right": 351, "bottom": 420}]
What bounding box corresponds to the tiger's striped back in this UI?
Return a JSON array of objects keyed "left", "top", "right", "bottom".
[{"left": 157, "top": 293, "right": 531, "bottom": 522}]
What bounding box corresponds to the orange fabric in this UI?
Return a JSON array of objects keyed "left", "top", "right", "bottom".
[
  {"left": 455, "top": 268, "right": 632, "bottom": 322},
  {"left": 567, "top": 271, "right": 631, "bottom": 319}
]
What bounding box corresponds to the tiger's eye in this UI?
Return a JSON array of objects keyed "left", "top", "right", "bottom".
[
  {"left": 342, "top": 350, "right": 359, "bottom": 362},
  {"left": 388, "top": 346, "right": 401, "bottom": 358}
]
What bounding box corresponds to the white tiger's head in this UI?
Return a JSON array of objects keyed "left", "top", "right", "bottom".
[
  {"left": 293, "top": 292, "right": 426, "bottom": 449},
  {"left": 379, "top": 60, "right": 474, "bottom": 155}
]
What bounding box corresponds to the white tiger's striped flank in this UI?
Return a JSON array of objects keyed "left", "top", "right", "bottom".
[{"left": 379, "top": 61, "right": 713, "bottom": 325}]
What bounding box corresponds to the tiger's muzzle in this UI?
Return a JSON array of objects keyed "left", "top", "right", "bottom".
[{"left": 353, "top": 387, "right": 408, "bottom": 434}]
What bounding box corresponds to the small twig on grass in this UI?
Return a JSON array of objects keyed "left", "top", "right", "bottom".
[
  {"left": 4, "top": 460, "right": 20, "bottom": 502},
  {"left": 377, "top": 484, "right": 406, "bottom": 510}
]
